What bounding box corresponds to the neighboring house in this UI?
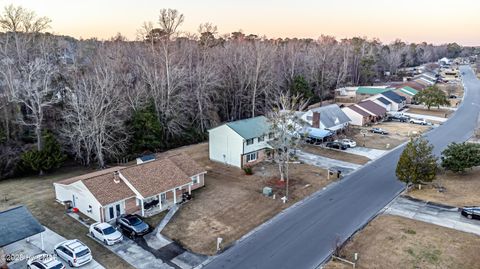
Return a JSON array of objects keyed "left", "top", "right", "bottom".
[
  {"left": 1, "top": 206, "right": 46, "bottom": 268},
  {"left": 136, "top": 154, "right": 156, "bottom": 164},
  {"left": 355, "top": 86, "right": 392, "bottom": 101},
  {"left": 369, "top": 96, "right": 392, "bottom": 111},
  {"left": 380, "top": 90, "right": 406, "bottom": 111},
  {"left": 394, "top": 86, "right": 418, "bottom": 103},
  {"left": 301, "top": 104, "right": 351, "bottom": 133},
  {"left": 342, "top": 105, "right": 372, "bottom": 126},
  {"left": 54, "top": 154, "right": 206, "bottom": 222},
  {"left": 334, "top": 86, "right": 359, "bottom": 102},
  {"left": 208, "top": 116, "right": 272, "bottom": 168},
  {"left": 356, "top": 100, "right": 387, "bottom": 121}
]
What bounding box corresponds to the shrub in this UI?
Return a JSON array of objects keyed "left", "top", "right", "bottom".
[
  {"left": 18, "top": 132, "right": 66, "bottom": 175},
  {"left": 243, "top": 166, "right": 253, "bottom": 175}
]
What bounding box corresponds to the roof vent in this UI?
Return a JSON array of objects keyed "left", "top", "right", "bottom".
[{"left": 113, "top": 171, "right": 121, "bottom": 184}]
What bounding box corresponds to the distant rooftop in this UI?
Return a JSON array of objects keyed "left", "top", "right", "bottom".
[{"left": 356, "top": 87, "right": 392, "bottom": 95}]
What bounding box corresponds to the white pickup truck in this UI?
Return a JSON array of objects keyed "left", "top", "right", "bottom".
[{"left": 409, "top": 118, "right": 428, "bottom": 125}]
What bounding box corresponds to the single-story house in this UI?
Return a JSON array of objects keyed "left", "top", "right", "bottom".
[
  {"left": 208, "top": 116, "right": 272, "bottom": 168},
  {"left": 355, "top": 86, "right": 392, "bottom": 102},
  {"left": 369, "top": 96, "right": 392, "bottom": 111},
  {"left": 356, "top": 100, "right": 387, "bottom": 121},
  {"left": 1, "top": 206, "right": 46, "bottom": 268},
  {"left": 380, "top": 90, "right": 407, "bottom": 111},
  {"left": 394, "top": 86, "right": 418, "bottom": 103},
  {"left": 54, "top": 154, "right": 206, "bottom": 222},
  {"left": 334, "top": 86, "right": 359, "bottom": 102},
  {"left": 342, "top": 105, "right": 373, "bottom": 126},
  {"left": 300, "top": 104, "right": 351, "bottom": 133}
]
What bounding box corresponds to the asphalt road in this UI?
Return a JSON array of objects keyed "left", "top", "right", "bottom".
[{"left": 202, "top": 66, "right": 480, "bottom": 269}]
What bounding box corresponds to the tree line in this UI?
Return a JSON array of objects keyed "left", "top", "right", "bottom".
[{"left": 0, "top": 5, "right": 477, "bottom": 179}]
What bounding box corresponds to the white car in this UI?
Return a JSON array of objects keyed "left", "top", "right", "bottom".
[
  {"left": 89, "top": 222, "right": 123, "bottom": 245},
  {"left": 54, "top": 239, "right": 92, "bottom": 267},
  {"left": 27, "top": 254, "right": 65, "bottom": 269},
  {"left": 409, "top": 118, "right": 428, "bottom": 125},
  {"left": 335, "top": 139, "right": 357, "bottom": 148}
]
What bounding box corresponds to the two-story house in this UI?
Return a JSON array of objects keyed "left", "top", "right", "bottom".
[{"left": 208, "top": 116, "right": 273, "bottom": 168}]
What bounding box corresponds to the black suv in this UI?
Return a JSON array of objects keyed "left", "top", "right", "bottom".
[
  {"left": 325, "top": 141, "right": 347, "bottom": 150},
  {"left": 387, "top": 115, "right": 410, "bottom": 122},
  {"left": 116, "top": 214, "right": 151, "bottom": 237},
  {"left": 461, "top": 207, "right": 480, "bottom": 220}
]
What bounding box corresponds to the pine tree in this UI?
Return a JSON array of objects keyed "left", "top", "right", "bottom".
[
  {"left": 396, "top": 137, "right": 437, "bottom": 187},
  {"left": 441, "top": 142, "right": 480, "bottom": 173}
]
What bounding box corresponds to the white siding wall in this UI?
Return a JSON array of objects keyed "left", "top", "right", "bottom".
[
  {"left": 243, "top": 136, "right": 271, "bottom": 154},
  {"left": 342, "top": 107, "right": 364, "bottom": 126},
  {"left": 381, "top": 96, "right": 400, "bottom": 111},
  {"left": 55, "top": 181, "right": 103, "bottom": 222},
  {"left": 209, "top": 125, "right": 244, "bottom": 168}
]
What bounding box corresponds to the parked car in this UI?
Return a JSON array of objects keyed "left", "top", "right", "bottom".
[
  {"left": 27, "top": 254, "right": 65, "bottom": 269},
  {"left": 409, "top": 118, "right": 428, "bottom": 125},
  {"left": 449, "top": 94, "right": 458, "bottom": 99},
  {"left": 335, "top": 139, "right": 357, "bottom": 148},
  {"left": 461, "top": 207, "right": 480, "bottom": 220},
  {"left": 325, "top": 141, "right": 347, "bottom": 150},
  {"left": 53, "top": 240, "right": 92, "bottom": 267},
  {"left": 116, "top": 214, "right": 150, "bottom": 237},
  {"left": 89, "top": 222, "right": 123, "bottom": 245},
  {"left": 370, "top": 128, "right": 389, "bottom": 135},
  {"left": 387, "top": 115, "right": 410, "bottom": 122}
]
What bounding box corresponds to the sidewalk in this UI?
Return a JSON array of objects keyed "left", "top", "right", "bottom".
[{"left": 384, "top": 196, "right": 480, "bottom": 236}]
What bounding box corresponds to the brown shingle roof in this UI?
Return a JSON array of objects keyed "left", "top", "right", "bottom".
[
  {"left": 168, "top": 153, "right": 205, "bottom": 176},
  {"left": 120, "top": 158, "right": 201, "bottom": 198},
  {"left": 82, "top": 173, "right": 136, "bottom": 206},
  {"left": 56, "top": 167, "right": 126, "bottom": 185},
  {"left": 357, "top": 100, "right": 387, "bottom": 116},
  {"left": 347, "top": 105, "right": 370, "bottom": 117}
]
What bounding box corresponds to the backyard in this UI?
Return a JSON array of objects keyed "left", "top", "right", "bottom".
[
  {"left": 161, "top": 143, "right": 334, "bottom": 255},
  {"left": 325, "top": 215, "right": 480, "bottom": 269},
  {"left": 0, "top": 166, "right": 134, "bottom": 269}
]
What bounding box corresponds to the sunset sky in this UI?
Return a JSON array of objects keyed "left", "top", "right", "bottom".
[{"left": 1, "top": 0, "right": 479, "bottom": 45}]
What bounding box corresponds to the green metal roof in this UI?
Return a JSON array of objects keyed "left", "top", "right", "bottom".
[
  {"left": 356, "top": 87, "right": 391, "bottom": 95},
  {"left": 399, "top": 86, "right": 418, "bottom": 96},
  {"left": 226, "top": 116, "right": 270, "bottom": 139}
]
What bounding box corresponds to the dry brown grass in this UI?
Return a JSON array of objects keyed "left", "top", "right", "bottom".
[
  {"left": 0, "top": 166, "right": 134, "bottom": 269},
  {"left": 409, "top": 167, "right": 480, "bottom": 207},
  {"left": 161, "top": 143, "right": 335, "bottom": 255},
  {"left": 301, "top": 145, "right": 370, "bottom": 165},
  {"left": 407, "top": 107, "right": 453, "bottom": 118},
  {"left": 350, "top": 122, "right": 430, "bottom": 150},
  {"left": 324, "top": 215, "right": 480, "bottom": 269}
]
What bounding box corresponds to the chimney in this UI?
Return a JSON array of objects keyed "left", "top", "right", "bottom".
[
  {"left": 312, "top": 112, "right": 320, "bottom": 128},
  {"left": 113, "top": 171, "right": 121, "bottom": 184}
]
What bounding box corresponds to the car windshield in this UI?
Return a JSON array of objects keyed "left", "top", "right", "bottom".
[
  {"left": 103, "top": 226, "right": 117, "bottom": 235},
  {"left": 51, "top": 264, "right": 64, "bottom": 269},
  {"left": 128, "top": 217, "right": 143, "bottom": 226},
  {"left": 76, "top": 249, "right": 90, "bottom": 257}
]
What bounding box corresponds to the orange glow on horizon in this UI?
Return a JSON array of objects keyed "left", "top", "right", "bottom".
[{"left": 2, "top": 0, "right": 479, "bottom": 46}]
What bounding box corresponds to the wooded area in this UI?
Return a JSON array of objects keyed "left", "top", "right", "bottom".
[{"left": 0, "top": 5, "right": 476, "bottom": 179}]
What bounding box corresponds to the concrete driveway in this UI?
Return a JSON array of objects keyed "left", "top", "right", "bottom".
[
  {"left": 4, "top": 227, "right": 104, "bottom": 269},
  {"left": 345, "top": 147, "right": 388, "bottom": 160},
  {"left": 403, "top": 112, "right": 448, "bottom": 123},
  {"left": 297, "top": 150, "right": 361, "bottom": 175},
  {"left": 384, "top": 196, "right": 480, "bottom": 236}
]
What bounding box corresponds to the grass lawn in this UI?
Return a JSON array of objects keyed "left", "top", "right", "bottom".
[
  {"left": 408, "top": 167, "right": 480, "bottom": 207},
  {"left": 301, "top": 145, "right": 370, "bottom": 165},
  {"left": 325, "top": 215, "right": 480, "bottom": 269},
  {"left": 161, "top": 143, "right": 335, "bottom": 255},
  {"left": 0, "top": 166, "right": 134, "bottom": 269},
  {"left": 350, "top": 122, "right": 431, "bottom": 150},
  {"left": 407, "top": 107, "right": 453, "bottom": 118}
]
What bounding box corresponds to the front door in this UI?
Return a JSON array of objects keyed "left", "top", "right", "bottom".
[{"left": 106, "top": 202, "right": 124, "bottom": 221}]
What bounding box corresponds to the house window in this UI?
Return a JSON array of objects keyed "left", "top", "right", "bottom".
[
  {"left": 246, "top": 152, "right": 258, "bottom": 162},
  {"left": 246, "top": 138, "right": 254, "bottom": 145},
  {"left": 192, "top": 175, "right": 199, "bottom": 184},
  {"left": 258, "top": 135, "right": 265, "bottom": 142}
]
